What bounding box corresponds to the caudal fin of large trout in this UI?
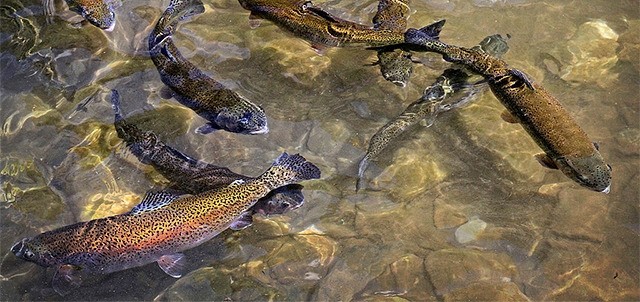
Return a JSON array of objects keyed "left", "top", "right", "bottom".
[
  {"left": 259, "top": 153, "right": 321, "bottom": 190},
  {"left": 404, "top": 20, "right": 447, "bottom": 49}
]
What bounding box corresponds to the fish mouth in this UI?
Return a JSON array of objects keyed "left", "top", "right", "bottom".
[
  {"left": 104, "top": 20, "right": 116, "bottom": 32},
  {"left": 600, "top": 184, "right": 611, "bottom": 194},
  {"left": 11, "top": 238, "right": 27, "bottom": 258}
]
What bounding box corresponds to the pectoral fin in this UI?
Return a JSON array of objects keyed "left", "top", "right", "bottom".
[
  {"left": 195, "top": 123, "right": 220, "bottom": 134},
  {"left": 248, "top": 13, "right": 262, "bottom": 29},
  {"left": 500, "top": 110, "right": 520, "bottom": 123},
  {"left": 229, "top": 211, "right": 253, "bottom": 230},
  {"left": 535, "top": 153, "right": 558, "bottom": 169},
  {"left": 159, "top": 86, "right": 175, "bottom": 99},
  {"left": 158, "top": 253, "right": 185, "bottom": 278},
  {"left": 311, "top": 43, "right": 329, "bottom": 56},
  {"left": 509, "top": 69, "right": 534, "bottom": 90},
  {"left": 52, "top": 264, "right": 84, "bottom": 296}
]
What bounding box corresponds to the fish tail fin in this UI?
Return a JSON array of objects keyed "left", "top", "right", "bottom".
[
  {"left": 259, "top": 153, "right": 321, "bottom": 190},
  {"left": 404, "top": 20, "right": 447, "bottom": 51},
  {"left": 150, "top": 0, "right": 205, "bottom": 48},
  {"left": 110, "top": 89, "right": 124, "bottom": 122},
  {"left": 417, "top": 19, "right": 445, "bottom": 40},
  {"left": 355, "top": 157, "right": 370, "bottom": 192}
]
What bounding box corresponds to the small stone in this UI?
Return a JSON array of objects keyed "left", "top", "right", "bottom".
[{"left": 455, "top": 217, "right": 488, "bottom": 244}]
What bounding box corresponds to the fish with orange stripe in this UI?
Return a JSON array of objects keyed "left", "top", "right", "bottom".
[{"left": 11, "top": 150, "right": 320, "bottom": 295}]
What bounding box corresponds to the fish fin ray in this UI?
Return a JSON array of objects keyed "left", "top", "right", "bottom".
[
  {"left": 129, "top": 191, "right": 184, "bottom": 215},
  {"left": 229, "top": 211, "right": 253, "bottom": 230},
  {"left": 195, "top": 123, "right": 219, "bottom": 134},
  {"left": 509, "top": 69, "right": 534, "bottom": 90},
  {"left": 261, "top": 153, "right": 321, "bottom": 188},
  {"left": 158, "top": 253, "right": 185, "bottom": 278},
  {"left": 229, "top": 179, "right": 246, "bottom": 187},
  {"left": 500, "top": 110, "right": 520, "bottom": 123},
  {"left": 248, "top": 13, "right": 262, "bottom": 28},
  {"left": 356, "top": 157, "right": 370, "bottom": 192},
  {"left": 52, "top": 264, "right": 84, "bottom": 296},
  {"left": 418, "top": 19, "right": 446, "bottom": 39},
  {"left": 159, "top": 86, "right": 175, "bottom": 99},
  {"left": 535, "top": 153, "right": 558, "bottom": 169}
]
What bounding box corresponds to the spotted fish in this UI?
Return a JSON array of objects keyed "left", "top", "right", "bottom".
[
  {"left": 238, "top": 0, "right": 438, "bottom": 48},
  {"left": 404, "top": 22, "right": 612, "bottom": 192},
  {"left": 149, "top": 0, "right": 268, "bottom": 135},
  {"left": 110, "top": 90, "right": 305, "bottom": 219},
  {"left": 61, "top": 0, "right": 120, "bottom": 30},
  {"left": 356, "top": 34, "right": 510, "bottom": 191},
  {"left": 371, "top": 0, "right": 415, "bottom": 87},
  {"left": 11, "top": 150, "right": 320, "bottom": 295}
]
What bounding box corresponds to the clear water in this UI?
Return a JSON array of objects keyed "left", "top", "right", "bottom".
[{"left": 1, "top": 0, "right": 639, "bottom": 300}]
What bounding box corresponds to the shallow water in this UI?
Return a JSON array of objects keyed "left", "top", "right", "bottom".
[{"left": 1, "top": 0, "right": 639, "bottom": 300}]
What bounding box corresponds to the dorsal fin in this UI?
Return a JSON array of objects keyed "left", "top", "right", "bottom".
[{"left": 128, "top": 191, "right": 185, "bottom": 215}]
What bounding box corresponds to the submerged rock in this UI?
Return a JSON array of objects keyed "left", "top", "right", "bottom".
[
  {"left": 558, "top": 20, "right": 620, "bottom": 88},
  {"left": 455, "top": 217, "right": 488, "bottom": 244},
  {"left": 444, "top": 281, "right": 530, "bottom": 301},
  {"left": 425, "top": 249, "right": 517, "bottom": 296},
  {"left": 356, "top": 254, "right": 436, "bottom": 300}
]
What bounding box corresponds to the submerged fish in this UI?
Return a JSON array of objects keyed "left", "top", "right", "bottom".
[
  {"left": 149, "top": 0, "right": 268, "bottom": 135},
  {"left": 110, "top": 90, "right": 305, "bottom": 219},
  {"left": 11, "top": 152, "right": 320, "bottom": 295},
  {"left": 371, "top": 0, "right": 414, "bottom": 87},
  {"left": 61, "top": 0, "right": 120, "bottom": 31},
  {"left": 356, "top": 34, "right": 510, "bottom": 191},
  {"left": 404, "top": 22, "right": 612, "bottom": 192},
  {"left": 238, "top": 0, "right": 437, "bottom": 48}
]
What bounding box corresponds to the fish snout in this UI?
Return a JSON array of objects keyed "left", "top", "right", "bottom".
[{"left": 11, "top": 238, "right": 32, "bottom": 260}]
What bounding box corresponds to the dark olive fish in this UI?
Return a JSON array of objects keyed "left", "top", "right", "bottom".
[
  {"left": 356, "top": 34, "right": 510, "bottom": 191},
  {"left": 371, "top": 0, "right": 415, "bottom": 87},
  {"left": 149, "top": 0, "right": 268, "bottom": 135},
  {"left": 404, "top": 23, "right": 612, "bottom": 192},
  {"left": 11, "top": 150, "right": 320, "bottom": 295},
  {"left": 238, "top": 0, "right": 436, "bottom": 48},
  {"left": 110, "top": 90, "right": 305, "bottom": 220},
  {"left": 59, "top": 0, "right": 120, "bottom": 30}
]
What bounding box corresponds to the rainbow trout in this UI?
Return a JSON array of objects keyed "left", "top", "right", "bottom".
[
  {"left": 60, "top": 0, "right": 120, "bottom": 30},
  {"left": 238, "top": 0, "right": 438, "bottom": 48},
  {"left": 11, "top": 152, "right": 320, "bottom": 295},
  {"left": 149, "top": 0, "right": 268, "bottom": 135},
  {"left": 357, "top": 34, "right": 510, "bottom": 191},
  {"left": 110, "top": 90, "right": 305, "bottom": 218},
  {"left": 371, "top": 0, "right": 415, "bottom": 87},
  {"left": 404, "top": 23, "right": 612, "bottom": 192}
]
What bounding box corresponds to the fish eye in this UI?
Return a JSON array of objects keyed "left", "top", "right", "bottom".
[
  {"left": 301, "top": 1, "right": 312, "bottom": 10},
  {"left": 24, "top": 250, "right": 35, "bottom": 259}
]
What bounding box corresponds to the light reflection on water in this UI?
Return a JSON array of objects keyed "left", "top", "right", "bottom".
[{"left": 1, "top": 0, "right": 639, "bottom": 300}]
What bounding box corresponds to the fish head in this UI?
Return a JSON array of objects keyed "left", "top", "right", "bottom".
[
  {"left": 557, "top": 153, "right": 612, "bottom": 193},
  {"left": 66, "top": 0, "right": 119, "bottom": 31},
  {"left": 252, "top": 184, "right": 305, "bottom": 215},
  {"left": 11, "top": 237, "right": 57, "bottom": 267},
  {"left": 215, "top": 105, "right": 268, "bottom": 135}
]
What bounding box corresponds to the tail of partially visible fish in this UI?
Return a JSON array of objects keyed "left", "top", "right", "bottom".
[
  {"left": 150, "top": 0, "right": 205, "bottom": 49},
  {"left": 258, "top": 153, "right": 321, "bottom": 190}
]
